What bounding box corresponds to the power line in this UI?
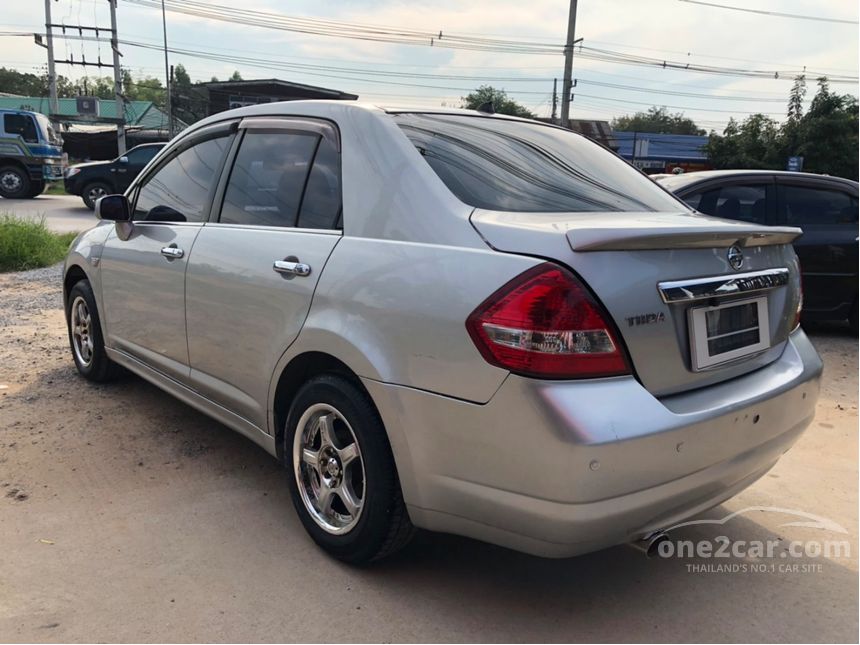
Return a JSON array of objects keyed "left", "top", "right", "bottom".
[
  {"left": 121, "top": 0, "right": 859, "bottom": 83},
  {"left": 677, "top": 0, "right": 859, "bottom": 25}
]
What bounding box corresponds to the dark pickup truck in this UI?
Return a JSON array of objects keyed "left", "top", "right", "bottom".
[{"left": 65, "top": 143, "right": 165, "bottom": 209}]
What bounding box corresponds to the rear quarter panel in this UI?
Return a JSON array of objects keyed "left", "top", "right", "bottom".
[{"left": 271, "top": 237, "right": 541, "bottom": 404}]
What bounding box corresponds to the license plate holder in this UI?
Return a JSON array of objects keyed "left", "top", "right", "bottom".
[{"left": 689, "top": 296, "right": 770, "bottom": 370}]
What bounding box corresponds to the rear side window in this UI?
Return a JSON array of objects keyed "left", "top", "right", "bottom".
[
  {"left": 692, "top": 184, "right": 768, "bottom": 224},
  {"left": 782, "top": 185, "right": 858, "bottom": 225},
  {"left": 393, "top": 113, "right": 684, "bottom": 213},
  {"left": 220, "top": 131, "right": 318, "bottom": 228},
  {"left": 4, "top": 114, "right": 38, "bottom": 143},
  {"left": 219, "top": 131, "right": 342, "bottom": 230},
  {"left": 134, "top": 134, "right": 231, "bottom": 222},
  {"left": 125, "top": 146, "right": 161, "bottom": 165},
  {"left": 298, "top": 137, "right": 342, "bottom": 230}
]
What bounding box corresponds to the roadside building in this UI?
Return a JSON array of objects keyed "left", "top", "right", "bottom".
[
  {"left": 613, "top": 131, "right": 711, "bottom": 174},
  {"left": 538, "top": 117, "right": 619, "bottom": 151},
  {"left": 199, "top": 79, "right": 358, "bottom": 117}
]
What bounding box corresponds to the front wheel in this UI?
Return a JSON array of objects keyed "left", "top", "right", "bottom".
[
  {"left": 0, "top": 165, "right": 31, "bottom": 199},
  {"left": 66, "top": 279, "right": 119, "bottom": 382},
  {"left": 285, "top": 374, "right": 414, "bottom": 563},
  {"left": 82, "top": 182, "right": 111, "bottom": 210}
]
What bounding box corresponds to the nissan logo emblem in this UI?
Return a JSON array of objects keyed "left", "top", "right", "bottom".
[{"left": 727, "top": 245, "right": 744, "bottom": 271}]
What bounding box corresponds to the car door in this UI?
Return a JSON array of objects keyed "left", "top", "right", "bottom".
[
  {"left": 775, "top": 178, "right": 859, "bottom": 317},
  {"left": 680, "top": 178, "right": 775, "bottom": 225},
  {"left": 99, "top": 123, "right": 235, "bottom": 384},
  {"left": 113, "top": 145, "right": 162, "bottom": 193},
  {"left": 185, "top": 117, "right": 343, "bottom": 430}
]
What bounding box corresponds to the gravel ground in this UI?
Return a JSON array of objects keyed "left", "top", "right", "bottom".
[{"left": 0, "top": 264, "right": 857, "bottom": 643}]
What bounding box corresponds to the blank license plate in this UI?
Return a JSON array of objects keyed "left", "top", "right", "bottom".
[{"left": 689, "top": 296, "right": 770, "bottom": 370}]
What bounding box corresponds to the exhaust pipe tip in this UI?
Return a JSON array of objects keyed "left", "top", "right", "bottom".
[
  {"left": 646, "top": 531, "right": 670, "bottom": 558},
  {"left": 629, "top": 530, "right": 670, "bottom": 558}
]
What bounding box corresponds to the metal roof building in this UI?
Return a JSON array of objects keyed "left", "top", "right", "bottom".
[
  {"left": 199, "top": 79, "right": 358, "bottom": 116},
  {"left": 614, "top": 131, "right": 710, "bottom": 174},
  {"left": 0, "top": 96, "right": 172, "bottom": 130}
]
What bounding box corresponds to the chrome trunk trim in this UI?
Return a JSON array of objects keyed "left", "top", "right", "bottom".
[{"left": 658, "top": 268, "right": 790, "bottom": 303}]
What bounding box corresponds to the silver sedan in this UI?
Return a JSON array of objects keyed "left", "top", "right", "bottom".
[{"left": 63, "top": 102, "right": 822, "bottom": 563}]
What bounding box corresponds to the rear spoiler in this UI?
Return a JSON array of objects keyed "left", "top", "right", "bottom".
[
  {"left": 469, "top": 209, "right": 802, "bottom": 252},
  {"left": 568, "top": 225, "right": 801, "bottom": 251}
]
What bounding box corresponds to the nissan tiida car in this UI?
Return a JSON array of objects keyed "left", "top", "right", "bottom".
[{"left": 63, "top": 102, "right": 822, "bottom": 563}]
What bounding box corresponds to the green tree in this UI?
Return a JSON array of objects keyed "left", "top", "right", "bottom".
[
  {"left": 787, "top": 75, "right": 806, "bottom": 122},
  {"left": 793, "top": 78, "right": 858, "bottom": 179},
  {"left": 706, "top": 114, "right": 782, "bottom": 170},
  {"left": 706, "top": 76, "right": 858, "bottom": 179},
  {"left": 461, "top": 85, "right": 535, "bottom": 118},
  {"left": 230, "top": 70, "right": 243, "bottom": 81},
  {"left": 611, "top": 106, "right": 705, "bottom": 135}
]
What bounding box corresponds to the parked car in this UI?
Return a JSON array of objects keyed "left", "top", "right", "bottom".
[
  {"left": 657, "top": 170, "right": 859, "bottom": 328},
  {"left": 0, "top": 108, "right": 65, "bottom": 199},
  {"left": 63, "top": 102, "right": 822, "bottom": 563},
  {"left": 64, "top": 143, "right": 166, "bottom": 209}
]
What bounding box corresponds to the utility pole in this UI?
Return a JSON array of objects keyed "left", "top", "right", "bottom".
[
  {"left": 560, "top": 0, "right": 578, "bottom": 129},
  {"left": 551, "top": 78, "right": 558, "bottom": 123},
  {"left": 44, "top": 0, "right": 59, "bottom": 120},
  {"left": 161, "top": 0, "right": 174, "bottom": 139},
  {"left": 169, "top": 64, "right": 175, "bottom": 138},
  {"left": 108, "top": 0, "right": 126, "bottom": 154}
]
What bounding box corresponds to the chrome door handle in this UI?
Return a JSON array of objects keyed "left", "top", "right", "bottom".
[
  {"left": 160, "top": 246, "right": 184, "bottom": 259},
  {"left": 273, "top": 260, "right": 311, "bottom": 276}
]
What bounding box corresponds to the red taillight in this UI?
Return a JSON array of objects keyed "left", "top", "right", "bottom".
[{"left": 466, "top": 263, "right": 631, "bottom": 379}]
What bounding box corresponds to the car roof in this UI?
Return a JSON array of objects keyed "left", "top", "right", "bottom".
[
  {"left": 180, "top": 99, "right": 564, "bottom": 142},
  {"left": 657, "top": 169, "right": 859, "bottom": 191}
]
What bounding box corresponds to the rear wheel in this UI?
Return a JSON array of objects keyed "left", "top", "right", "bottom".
[
  {"left": 0, "top": 165, "right": 31, "bottom": 199},
  {"left": 66, "top": 279, "right": 119, "bottom": 382},
  {"left": 82, "top": 181, "right": 110, "bottom": 210},
  {"left": 285, "top": 374, "right": 414, "bottom": 563}
]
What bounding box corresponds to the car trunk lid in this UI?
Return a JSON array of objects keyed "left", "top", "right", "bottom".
[{"left": 471, "top": 209, "right": 803, "bottom": 396}]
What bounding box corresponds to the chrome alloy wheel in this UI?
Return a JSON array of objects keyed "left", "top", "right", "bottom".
[
  {"left": 87, "top": 185, "right": 107, "bottom": 203},
  {"left": 293, "top": 403, "right": 365, "bottom": 534},
  {"left": 0, "top": 170, "right": 22, "bottom": 193},
  {"left": 70, "top": 295, "right": 94, "bottom": 367}
]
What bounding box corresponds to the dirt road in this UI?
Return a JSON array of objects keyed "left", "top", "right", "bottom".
[{"left": 0, "top": 264, "right": 857, "bottom": 642}]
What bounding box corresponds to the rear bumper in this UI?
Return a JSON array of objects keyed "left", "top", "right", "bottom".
[{"left": 365, "top": 327, "right": 823, "bottom": 557}]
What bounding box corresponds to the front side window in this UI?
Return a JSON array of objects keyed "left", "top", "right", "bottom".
[
  {"left": 694, "top": 184, "right": 768, "bottom": 224},
  {"left": 134, "top": 134, "right": 231, "bottom": 222},
  {"left": 219, "top": 131, "right": 320, "bottom": 228},
  {"left": 4, "top": 114, "right": 38, "bottom": 143},
  {"left": 393, "top": 113, "right": 685, "bottom": 213},
  {"left": 782, "top": 185, "right": 858, "bottom": 226}
]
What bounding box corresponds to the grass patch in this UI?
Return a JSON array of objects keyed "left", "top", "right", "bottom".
[
  {"left": 43, "top": 182, "right": 67, "bottom": 196},
  {"left": 0, "top": 215, "right": 78, "bottom": 272}
]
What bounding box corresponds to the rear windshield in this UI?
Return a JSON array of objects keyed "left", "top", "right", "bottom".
[{"left": 393, "top": 113, "right": 685, "bottom": 213}]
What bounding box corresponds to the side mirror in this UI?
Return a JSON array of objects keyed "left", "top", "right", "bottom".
[
  {"left": 96, "top": 194, "right": 131, "bottom": 221},
  {"left": 118, "top": 156, "right": 129, "bottom": 164}
]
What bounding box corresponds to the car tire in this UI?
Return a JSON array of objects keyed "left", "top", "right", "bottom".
[
  {"left": 285, "top": 374, "right": 414, "bottom": 564},
  {"left": 0, "top": 165, "right": 31, "bottom": 199},
  {"left": 66, "top": 279, "right": 120, "bottom": 382},
  {"left": 82, "top": 181, "right": 111, "bottom": 210},
  {"left": 25, "top": 180, "right": 46, "bottom": 198}
]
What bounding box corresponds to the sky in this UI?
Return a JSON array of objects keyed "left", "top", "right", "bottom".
[{"left": 1, "top": 0, "right": 858, "bottom": 132}]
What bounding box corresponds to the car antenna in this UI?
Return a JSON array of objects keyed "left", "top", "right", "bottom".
[{"left": 476, "top": 101, "right": 495, "bottom": 114}]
